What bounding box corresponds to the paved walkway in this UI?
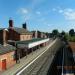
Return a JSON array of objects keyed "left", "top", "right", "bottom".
[{"left": 1, "top": 39, "right": 55, "bottom": 75}]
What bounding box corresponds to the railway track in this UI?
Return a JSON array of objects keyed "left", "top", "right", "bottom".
[
  {"left": 26, "top": 44, "right": 61, "bottom": 75},
  {"left": 19, "top": 45, "right": 51, "bottom": 75},
  {"left": 16, "top": 38, "right": 63, "bottom": 75}
]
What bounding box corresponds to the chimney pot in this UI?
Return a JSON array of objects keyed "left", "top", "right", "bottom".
[
  {"left": 9, "top": 19, "right": 13, "bottom": 28},
  {"left": 22, "top": 22, "right": 27, "bottom": 29}
]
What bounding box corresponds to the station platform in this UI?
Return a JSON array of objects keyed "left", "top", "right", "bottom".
[{"left": 1, "top": 39, "right": 55, "bottom": 75}]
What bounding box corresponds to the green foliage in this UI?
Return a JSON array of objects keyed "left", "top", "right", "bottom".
[
  {"left": 65, "top": 34, "right": 75, "bottom": 42},
  {"left": 68, "top": 36, "right": 75, "bottom": 42},
  {"left": 69, "top": 29, "right": 75, "bottom": 36},
  {"left": 51, "top": 29, "right": 75, "bottom": 42},
  {"left": 52, "top": 29, "right": 59, "bottom": 37},
  {"left": 61, "top": 31, "right": 65, "bottom": 36}
]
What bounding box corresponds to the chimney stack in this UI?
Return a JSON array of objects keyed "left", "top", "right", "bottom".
[
  {"left": 35, "top": 31, "right": 37, "bottom": 38},
  {"left": 3, "top": 29, "right": 8, "bottom": 46},
  {"left": 9, "top": 19, "right": 13, "bottom": 28},
  {"left": 22, "top": 22, "right": 27, "bottom": 30}
]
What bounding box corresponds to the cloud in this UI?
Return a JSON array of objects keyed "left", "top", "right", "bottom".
[
  {"left": 58, "top": 9, "right": 63, "bottom": 13},
  {"left": 52, "top": 8, "right": 57, "bottom": 11},
  {"left": 53, "top": 8, "right": 75, "bottom": 21},
  {"left": 18, "top": 8, "right": 29, "bottom": 14},
  {"left": 63, "top": 9, "right": 75, "bottom": 20},
  {"left": 52, "top": 7, "right": 61, "bottom": 12},
  {"left": 31, "top": 0, "right": 45, "bottom": 9},
  {"left": 36, "top": 11, "right": 41, "bottom": 15},
  {"left": 47, "top": 24, "right": 52, "bottom": 27},
  {"left": 17, "top": 8, "right": 31, "bottom": 21}
]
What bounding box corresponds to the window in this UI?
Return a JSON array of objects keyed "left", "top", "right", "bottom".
[{"left": 11, "top": 53, "right": 15, "bottom": 60}]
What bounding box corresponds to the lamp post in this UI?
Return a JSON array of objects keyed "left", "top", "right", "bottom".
[
  {"left": 15, "top": 42, "right": 20, "bottom": 63},
  {"left": 25, "top": 47, "right": 28, "bottom": 58}
]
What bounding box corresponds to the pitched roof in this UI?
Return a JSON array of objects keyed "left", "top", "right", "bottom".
[
  {"left": 16, "top": 38, "right": 49, "bottom": 48},
  {"left": 13, "top": 27, "right": 32, "bottom": 35},
  {"left": 0, "top": 44, "right": 16, "bottom": 55},
  {"left": 16, "top": 38, "right": 46, "bottom": 44},
  {"left": 8, "top": 38, "right": 49, "bottom": 49}
]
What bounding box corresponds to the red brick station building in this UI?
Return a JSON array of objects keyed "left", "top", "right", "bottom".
[{"left": 0, "top": 19, "right": 49, "bottom": 72}]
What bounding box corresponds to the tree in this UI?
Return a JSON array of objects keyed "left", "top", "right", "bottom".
[
  {"left": 60, "top": 31, "right": 67, "bottom": 41},
  {"left": 69, "top": 29, "right": 75, "bottom": 36},
  {"left": 52, "top": 29, "right": 59, "bottom": 37},
  {"left": 61, "top": 31, "right": 65, "bottom": 36}
]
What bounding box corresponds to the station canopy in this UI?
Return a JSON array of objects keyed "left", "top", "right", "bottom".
[{"left": 16, "top": 38, "right": 49, "bottom": 49}]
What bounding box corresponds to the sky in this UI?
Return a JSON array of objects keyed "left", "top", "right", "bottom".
[{"left": 0, "top": 0, "right": 75, "bottom": 32}]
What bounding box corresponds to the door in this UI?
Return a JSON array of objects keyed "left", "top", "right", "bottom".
[{"left": 2, "top": 59, "right": 6, "bottom": 70}]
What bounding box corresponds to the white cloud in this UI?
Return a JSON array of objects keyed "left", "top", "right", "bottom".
[
  {"left": 52, "top": 7, "right": 61, "bottom": 12},
  {"left": 31, "top": 0, "right": 45, "bottom": 9},
  {"left": 63, "top": 9, "right": 75, "bottom": 20},
  {"left": 17, "top": 8, "right": 31, "bottom": 21},
  {"left": 47, "top": 24, "right": 52, "bottom": 27},
  {"left": 36, "top": 11, "right": 41, "bottom": 15},
  {"left": 18, "top": 8, "right": 29, "bottom": 14},
  {"left": 58, "top": 9, "right": 63, "bottom": 13},
  {"left": 54, "top": 8, "right": 75, "bottom": 21},
  {"left": 64, "top": 8, "right": 73, "bottom": 12},
  {"left": 52, "top": 8, "right": 57, "bottom": 11}
]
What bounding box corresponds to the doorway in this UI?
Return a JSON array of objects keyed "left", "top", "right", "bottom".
[{"left": 2, "top": 59, "right": 6, "bottom": 70}]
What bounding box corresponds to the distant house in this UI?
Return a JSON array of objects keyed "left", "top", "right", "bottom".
[
  {"left": 32, "top": 31, "right": 47, "bottom": 38},
  {"left": 8, "top": 20, "right": 33, "bottom": 41}
]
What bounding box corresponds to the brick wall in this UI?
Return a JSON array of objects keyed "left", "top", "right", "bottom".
[
  {"left": 20, "top": 34, "right": 32, "bottom": 41},
  {"left": 0, "top": 30, "right": 8, "bottom": 45},
  {"left": 8, "top": 29, "right": 20, "bottom": 41},
  {"left": 9, "top": 29, "right": 32, "bottom": 41},
  {"left": 0, "top": 51, "right": 16, "bottom": 72}
]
